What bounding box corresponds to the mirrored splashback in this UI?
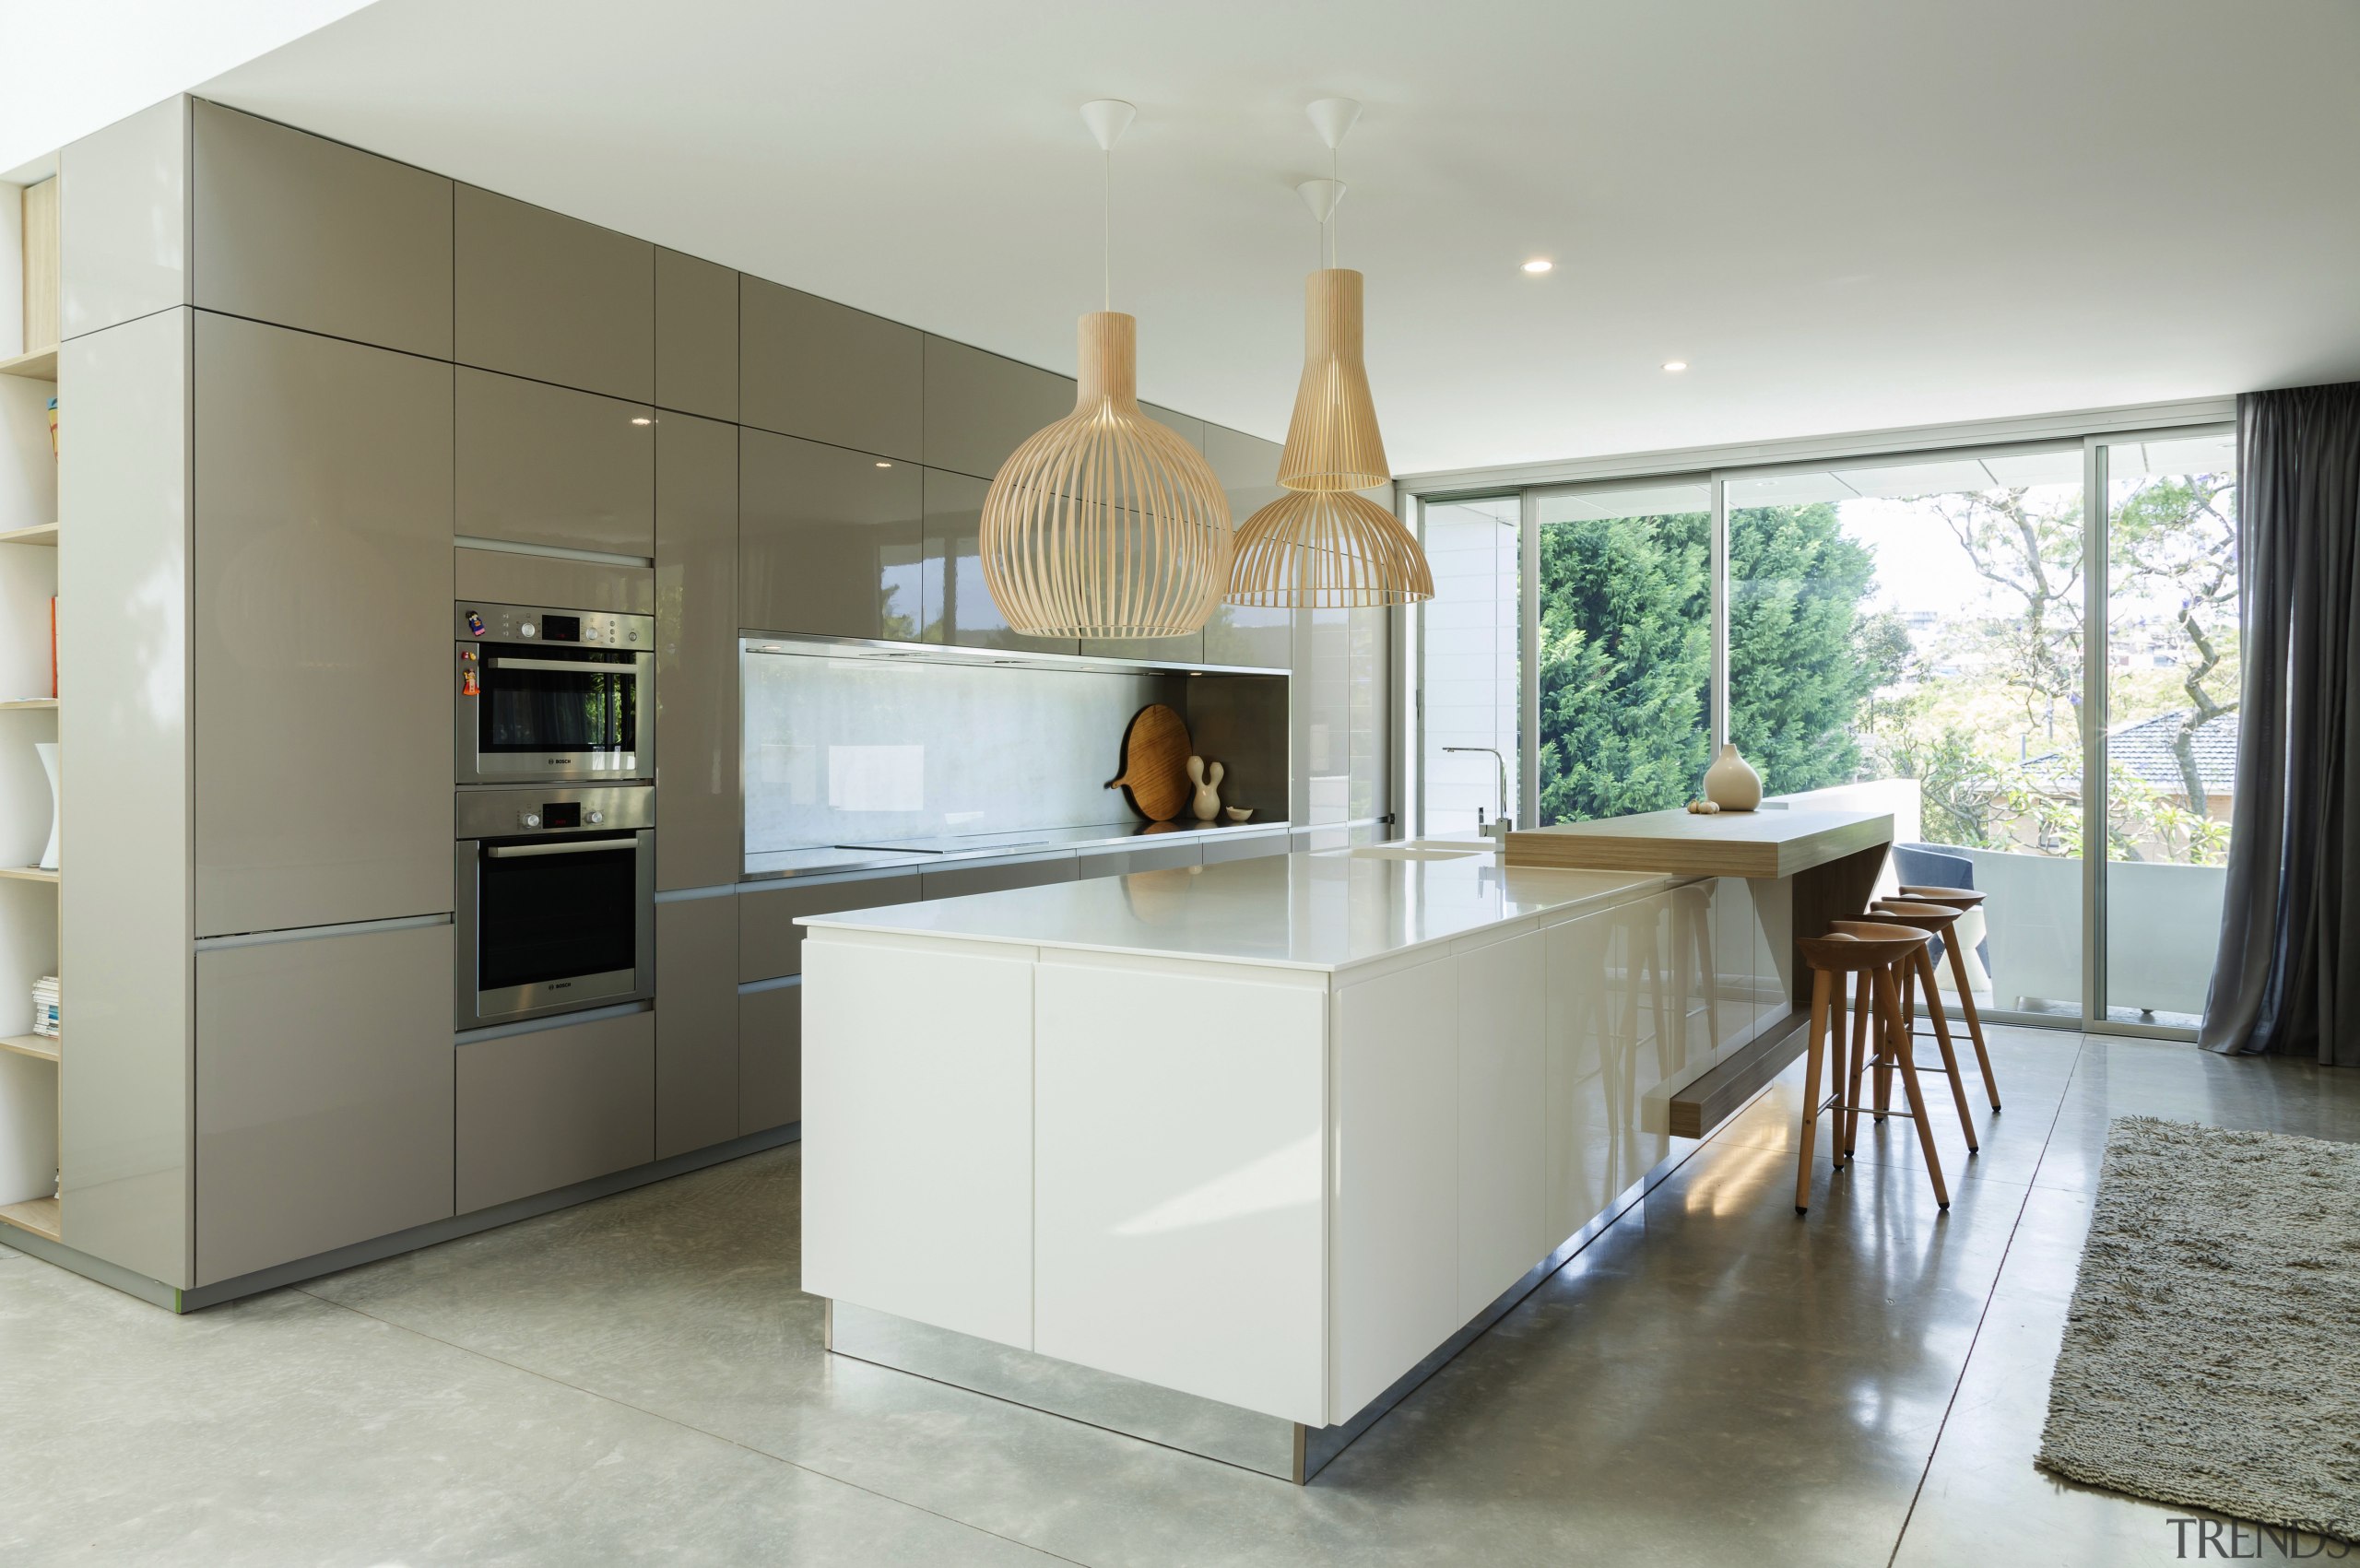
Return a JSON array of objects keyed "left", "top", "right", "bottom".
[{"left": 741, "top": 639, "right": 1287, "bottom": 852}]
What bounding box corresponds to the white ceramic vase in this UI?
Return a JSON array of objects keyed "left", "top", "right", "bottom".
[
  {"left": 35, "top": 741, "right": 59, "bottom": 870},
  {"left": 1703, "top": 743, "right": 1762, "bottom": 812}
]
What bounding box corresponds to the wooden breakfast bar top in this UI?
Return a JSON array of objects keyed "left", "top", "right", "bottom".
[{"left": 1504, "top": 806, "right": 1894, "bottom": 879}]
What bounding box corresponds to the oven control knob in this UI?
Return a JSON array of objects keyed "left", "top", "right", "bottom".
[
  {"left": 520, "top": 621, "right": 537, "bottom": 639},
  {"left": 519, "top": 812, "right": 541, "bottom": 829},
  {"left": 586, "top": 810, "right": 606, "bottom": 825},
  {"left": 626, "top": 630, "right": 639, "bottom": 643}
]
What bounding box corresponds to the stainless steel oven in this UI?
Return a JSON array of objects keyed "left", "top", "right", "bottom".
[
  {"left": 456, "top": 784, "right": 655, "bottom": 1030},
  {"left": 456, "top": 602, "right": 653, "bottom": 785}
]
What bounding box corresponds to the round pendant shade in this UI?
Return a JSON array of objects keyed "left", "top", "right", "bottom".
[
  {"left": 981, "top": 312, "right": 1234, "bottom": 639},
  {"left": 1229, "top": 488, "right": 1434, "bottom": 607},
  {"left": 1275, "top": 268, "right": 1390, "bottom": 493}
]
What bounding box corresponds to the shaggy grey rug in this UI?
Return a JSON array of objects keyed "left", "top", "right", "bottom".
[{"left": 2038, "top": 1115, "right": 2360, "bottom": 1541}]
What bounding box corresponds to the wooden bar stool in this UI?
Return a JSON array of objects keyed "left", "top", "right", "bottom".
[
  {"left": 1795, "top": 922, "right": 1951, "bottom": 1215},
  {"left": 1890, "top": 884, "right": 2002, "bottom": 1113},
  {"left": 1862, "top": 901, "right": 1981, "bottom": 1154}
]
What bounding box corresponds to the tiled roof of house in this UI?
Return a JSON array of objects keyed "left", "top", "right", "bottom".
[{"left": 2024, "top": 711, "right": 2238, "bottom": 795}]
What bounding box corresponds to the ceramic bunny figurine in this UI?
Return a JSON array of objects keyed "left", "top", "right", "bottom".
[{"left": 1186, "top": 755, "right": 1224, "bottom": 822}]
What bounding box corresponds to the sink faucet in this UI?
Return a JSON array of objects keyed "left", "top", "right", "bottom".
[{"left": 1442, "top": 747, "right": 1514, "bottom": 841}]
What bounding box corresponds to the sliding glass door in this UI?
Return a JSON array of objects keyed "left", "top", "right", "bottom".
[{"left": 1410, "top": 419, "right": 2238, "bottom": 1038}]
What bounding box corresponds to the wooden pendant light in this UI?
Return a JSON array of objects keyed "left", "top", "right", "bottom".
[
  {"left": 1227, "top": 99, "right": 1434, "bottom": 608},
  {"left": 980, "top": 100, "right": 1233, "bottom": 641},
  {"left": 981, "top": 311, "right": 1233, "bottom": 639},
  {"left": 1274, "top": 267, "right": 1389, "bottom": 492},
  {"left": 1228, "top": 489, "right": 1434, "bottom": 607}
]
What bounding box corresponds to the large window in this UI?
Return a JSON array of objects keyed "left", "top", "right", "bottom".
[{"left": 1410, "top": 422, "right": 2239, "bottom": 1039}]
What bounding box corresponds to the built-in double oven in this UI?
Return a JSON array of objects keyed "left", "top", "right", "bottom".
[{"left": 454, "top": 602, "right": 657, "bottom": 1031}]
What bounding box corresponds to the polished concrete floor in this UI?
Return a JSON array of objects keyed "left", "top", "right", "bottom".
[{"left": 6, "top": 1028, "right": 2357, "bottom": 1566}]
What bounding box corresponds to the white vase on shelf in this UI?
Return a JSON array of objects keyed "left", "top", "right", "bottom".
[
  {"left": 35, "top": 741, "right": 59, "bottom": 870},
  {"left": 1702, "top": 743, "right": 1762, "bottom": 812}
]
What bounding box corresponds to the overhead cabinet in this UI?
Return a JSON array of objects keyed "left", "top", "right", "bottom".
[
  {"left": 455, "top": 367, "right": 655, "bottom": 556},
  {"left": 1203, "top": 425, "right": 1293, "bottom": 671},
  {"left": 920, "top": 467, "right": 1077, "bottom": 655},
  {"left": 194, "top": 313, "right": 454, "bottom": 937},
  {"left": 739, "top": 428, "right": 922, "bottom": 639},
  {"left": 656, "top": 248, "right": 738, "bottom": 421},
  {"left": 454, "top": 183, "right": 653, "bottom": 401},
  {"left": 921, "top": 336, "right": 1072, "bottom": 480},
  {"left": 739, "top": 277, "right": 922, "bottom": 460},
  {"left": 193, "top": 100, "right": 454, "bottom": 359}
]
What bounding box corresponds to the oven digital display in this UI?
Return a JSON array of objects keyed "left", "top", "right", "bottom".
[
  {"left": 542, "top": 614, "right": 583, "bottom": 643},
  {"left": 543, "top": 803, "right": 581, "bottom": 830}
]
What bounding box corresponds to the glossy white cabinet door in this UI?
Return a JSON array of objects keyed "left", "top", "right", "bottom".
[
  {"left": 1454, "top": 927, "right": 1548, "bottom": 1322},
  {"left": 1612, "top": 890, "right": 1679, "bottom": 1197},
  {"left": 1544, "top": 907, "right": 1620, "bottom": 1243},
  {"left": 1329, "top": 954, "right": 1458, "bottom": 1423},
  {"left": 801, "top": 932, "right": 1035, "bottom": 1350},
  {"left": 1033, "top": 956, "right": 1328, "bottom": 1425}
]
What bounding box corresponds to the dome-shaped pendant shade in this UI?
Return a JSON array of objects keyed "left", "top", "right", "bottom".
[
  {"left": 1275, "top": 268, "right": 1389, "bottom": 493},
  {"left": 1229, "top": 489, "right": 1434, "bottom": 607},
  {"left": 981, "top": 312, "right": 1234, "bottom": 639}
]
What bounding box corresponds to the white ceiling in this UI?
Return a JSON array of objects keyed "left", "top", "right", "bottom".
[{"left": 38, "top": 0, "right": 2360, "bottom": 474}]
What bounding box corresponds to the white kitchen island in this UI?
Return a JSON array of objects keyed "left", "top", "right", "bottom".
[{"left": 799, "top": 847, "right": 1800, "bottom": 1481}]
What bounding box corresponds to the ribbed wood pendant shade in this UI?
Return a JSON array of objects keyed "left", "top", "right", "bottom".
[
  {"left": 1274, "top": 268, "right": 1389, "bottom": 493},
  {"left": 1229, "top": 489, "right": 1434, "bottom": 607},
  {"left": 981, "top": 311, "right": 1234, "bottom": 639}
]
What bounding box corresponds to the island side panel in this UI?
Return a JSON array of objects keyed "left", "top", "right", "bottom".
[
  {"left": 1032, "top": 953, "right": 1328, "bottom": 1427},
  {"left": 801, "top": 929, "right": 1036, "bottom": 1350},
  {"left": 1453, "top": 926, "right": 1549, "bottom": 1321},
  {"left": 1328, "top": 952, "right": 1460, "bottom": 1424}
]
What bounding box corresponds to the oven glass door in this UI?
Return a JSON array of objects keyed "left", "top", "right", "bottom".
[
  {"left": 478, "top": 646, "right": 640, "bottom": 759},
  {"left": 475, "top": 835, "right": 642, "bottom": 1013}
]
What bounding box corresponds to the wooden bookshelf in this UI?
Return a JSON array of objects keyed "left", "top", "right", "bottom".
[
  {"left": 0, "top": 348, "right": 56, "bottom": 382},
  {"left": 0, "top": 523, "right": 56, "bottom": 547},
  {"left": 0, "top": 1033, "right": 57, "bottom": 1063},
  {"left": 0, "top": 698, "right": 56, "bottom": 711},
  {"left": 0, "top": 1195, "right": 61, "bottom": 1242},
  {"left": 0, "top": 867, "right": 59, "bottom": 884}
]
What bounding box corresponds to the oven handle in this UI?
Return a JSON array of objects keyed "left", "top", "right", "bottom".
[
  {"left": 484, "top": 838, "right": 640, "bottom": 859},
  {"left": 488, "top": 655, "right": 643, "bottom": 674}
]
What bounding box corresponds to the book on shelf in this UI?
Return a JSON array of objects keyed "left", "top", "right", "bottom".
[{"left": 32, "top": 973, "right": 59, "bottom": 1039}]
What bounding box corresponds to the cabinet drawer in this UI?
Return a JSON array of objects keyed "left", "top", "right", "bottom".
[
  {"left": 456, "top": 367, "right": 655, "bottom": 556},
  {"left": 457, "top": 1010, "right": 654, "bottom": 1213},
  {"left": 738, "top": 871, "right": 923, "bottom": 984},
  {"left": 921, "top": 855, "right": 1080, "bottom": 902},
  {"left": 657, "top": 897, "right": 739, "bottom": 1160},
  {"left": 1200, "top": 830, "right": 1291, "bottom": 865}
]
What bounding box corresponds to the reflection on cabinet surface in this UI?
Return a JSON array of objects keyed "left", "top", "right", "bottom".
[
  {"left": 739, "top": 981, "right": 802, "bottom": 1135},
  {"left": 739, "top": 429, "right": 923, "bottom": 639},
  {"left": 656, "top": 897, "right": 739, "bottom": 1159},
  {"left": 920, "top": 467, "right": 1077, "bottom": 655},
  {"left": 922, "top": 336, "right": 1072, "bottom": 480},
  {"left": 454, "top": 183, "right": 653, "bottom": 402},
  {"left": 455, "top": 367, "right": 655, "bottom": 556},
  {"left": 193, "top": 100, "right": 453, "bottom": 359},
  {"left": 457, "top": 1010, "right": 655, "bottom": 1214},
  {"left": 195, "top": 924, "right": 454, "bottom": 1285},
  {"left": 740, "top": 277, "right": 922, "bottom": 461},
  {"left": 193, "top": 313, "right": 454, "bottom": 937}
]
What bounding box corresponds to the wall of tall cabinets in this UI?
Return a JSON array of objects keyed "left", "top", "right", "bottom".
[{"left": 28, "top": 96, "right": 1387, "bottom": 1304}]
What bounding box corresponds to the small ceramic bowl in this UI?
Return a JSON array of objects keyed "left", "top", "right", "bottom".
[{"left": 1224, "top": 807, "right": 1255, "bottom": 822}]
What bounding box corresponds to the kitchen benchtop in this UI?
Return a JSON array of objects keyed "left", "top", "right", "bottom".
[
  {"left": 1504, "top": 806, "right": 1894, "bottom": 878},
  {"left": 798, "top": 849, "right": 1674, "bottom": 973},
  {"left": 743, "top": 818, "right": 1292, "bottom": 881}
]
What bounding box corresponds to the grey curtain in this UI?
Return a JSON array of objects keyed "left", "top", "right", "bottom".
[{"left": 2202, "top": 383, "right": 2360, "bottom": 1062}]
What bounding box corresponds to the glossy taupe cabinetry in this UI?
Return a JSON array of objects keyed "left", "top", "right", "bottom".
[
  {"left": 1203, "top": 425, "right": 1293, "bottom": 670},
  {"left": 454, "top": 183, "right": 653, "bottom": 401},
  {"left": 193, "top": 314, "right": 454, "bottom": 937},
  {"left": 194, "top": 924, "right": 455, "bottom": 1286},
  {"left": 455, "top": 367, "right": 655, "bottom": 556},
  {"left": 740, "top": 277, "right": 922, "bottom": 460},
  {"left": 738, "top": 871, "right": 923, "bottom": 983},
  {"left": 920, "top": 468, "right": 1076, "bottom": 655},
  {"left": 922, "top": 336, "right": 1071, "bottom": 479},
  {"left": 193, "top": 100, "right": 453, "bottom": 359},
  {"left": 655, "top": 413, "right": 740, "bottom": 890},
  {"left": 656, "top": 248, "right": 738, "bottom": 420},
  {"left": 656, "top": 898, "right": 739, "bottom": 1159},
  {"left": 738, "top": 983, "right": 802, "bottom": 1135},
  {"left": 457, "top": 1010, "right": 655, "bottom": 1214},
  {"left": 920, "top": 854, "right": 1080, "bottom": 902},
  {"left": 739, "top": 429, "right": 923, "bottom": 639}
]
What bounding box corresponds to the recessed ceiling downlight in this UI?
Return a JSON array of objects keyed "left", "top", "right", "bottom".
[
  {"left": 1521, "top": 258, "right": 1552, "bottom": 274},
  {"left": 1662, "top": 360, "right": 1688, "bottom": 372}
]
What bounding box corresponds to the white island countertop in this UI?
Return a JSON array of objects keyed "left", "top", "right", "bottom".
[{"left": 800, "top": 849, "right": 1674, "bottom": 973}]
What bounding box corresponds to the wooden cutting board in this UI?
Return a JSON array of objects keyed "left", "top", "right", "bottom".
[{"left": 1107, "top": 703, "right": 1193, "bottom": 822}]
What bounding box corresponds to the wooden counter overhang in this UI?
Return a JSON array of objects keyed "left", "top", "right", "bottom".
[{"left": 1507, "top": 807, "right": 1897, "bottom": 1139}]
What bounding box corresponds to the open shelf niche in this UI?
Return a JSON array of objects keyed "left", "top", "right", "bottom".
[{"left": 0, "top": 171, "right": 62, "bottom": 1244}]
